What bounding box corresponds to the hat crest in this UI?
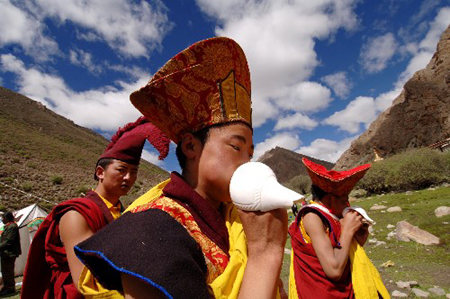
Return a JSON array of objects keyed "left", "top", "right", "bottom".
[
  {"left": 130, "top": 37, "right": 252, "bottom": 144},
  {"left": 302, "top": 158, "right": 371, "bottom": 197}
]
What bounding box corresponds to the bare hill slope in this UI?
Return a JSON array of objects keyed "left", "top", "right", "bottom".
[
  {"left": 257, "top": 146, "right": 334, "bottom": 184},
  {"left": 0, "top": 86, "right": 168, "bottom": 211},
  {"left": 335, "top": 25, "right": 450, "bottom": 170}
]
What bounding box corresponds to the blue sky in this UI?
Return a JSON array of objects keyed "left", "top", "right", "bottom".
[{"left": 1, "top": 0, "right": 449, "bottom": 172}]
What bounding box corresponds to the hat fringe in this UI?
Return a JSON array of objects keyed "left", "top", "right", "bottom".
[
  {"left": 106, "top": 116, "right": 170, "bottom": 160},
  {"left": 145, "top": 126, "right": 170, "bottom": 160},
  {"left": 106, "top": 116, "right": 148, "bottom": 151}
]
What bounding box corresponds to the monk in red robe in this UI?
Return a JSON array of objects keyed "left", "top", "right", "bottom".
[
  {"left": 289, "top": 158, "right": 389, "bottom": 299},
  {"left": 21, "top": 117, "right": 169, "bottom": 299}
]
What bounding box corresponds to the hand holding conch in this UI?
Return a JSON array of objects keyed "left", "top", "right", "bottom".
[{"left": 342, "top": 206, "right": 376, "bottom": 225}]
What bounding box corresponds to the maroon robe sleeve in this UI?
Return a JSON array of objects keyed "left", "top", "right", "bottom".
[{"left": 21, "top": 198, "right": 108, "bottom": 299}]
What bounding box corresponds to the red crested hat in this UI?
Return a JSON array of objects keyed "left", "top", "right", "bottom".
[
  {"left": 130, "top": 37, "right": 252, "bottom": 146},
  {"left": 98, "top": 116, "right": 170, "bottom": 165},
  {"left": 302, "top": 158, "right": 371, "bottom": 197}
]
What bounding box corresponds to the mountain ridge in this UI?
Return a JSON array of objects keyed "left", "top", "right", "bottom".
[
  {"left": 257, "top": 146, "right": 334, "bottom": 183},
  {"left": 0, "top": 86, "right": 169, "bottom": 211},
  {"left": 335, "top": 25, "right": 450, "bottom": 170}
]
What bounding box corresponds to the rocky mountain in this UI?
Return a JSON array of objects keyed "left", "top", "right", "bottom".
[
  {"left": 0, "top": 86, "right": 169, "bottom": 211},
  {"left": 335, "top": 25, "right": 450, "bottom": 170},
  {"left": 257, "top": 146, "right": 334, "bottom": 183}
]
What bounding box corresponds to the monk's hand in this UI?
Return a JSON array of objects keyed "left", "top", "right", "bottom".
[
  {"left": 340, "top": 210, "right": 364, "bottom": 237},
  {"left": 238, "top": 208, "right": 288, "bottom": 257},
  {"left": 237, "top": 208, "right": 288, "bottom": 299},
  {"left": 354, "top": 224, "right": 370, "bottom": 246}
]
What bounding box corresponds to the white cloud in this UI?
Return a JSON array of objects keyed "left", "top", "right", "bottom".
[
  {"left": 419, "top": 7, "right": 450, "bottom": 51},
  {"left": 274, "top": 113, "right": 318, "bottom": 131},
  {"left": 321, "top": 71, "right": 353, "bottom": 99},
  {"left": 326, "top": 7, "right": 450, "bottom": 134},
  {"left": 277, "top": 81, "right": 333, "bottom": 112},
  {"left": 253, "top": 132, "right": 301, "bottom": 161},
  {"left": 298, "top": 137, "right": 356, "bottom": 163},
  {"left": 69, "top": 49, "right": 102, "bottom": 74},
  {"left": 360, "top": 32, "right": 398, "bottom": 73},
  {"left": 410, "top": 0, "right": 444, "bottom": 28},
  {"left": 1, "top": 54, "right": 144, "bottom": 131},
  {"left": 373, "top": 88, "right": 402, "bottom": 112},
  {"left": 395, "top": 8, "right": 450, "bottom": 89},
  {"left": 141, "top": 149, "right": 164, "bottom": 167},
  {"left": 0, "top": 0, "right": 59, "bottom": 60},
  {"left": 195, "top": 0, "right": 360, "bottom": 126},
  {"left": 323, "top": 96, "right": 377, "bottom": 133},
  {"left": 36, "top": 0, "right": 172, "bottom": 58},
  {"left": 0, "top": 0, "right": 172, "bottom": 59}
]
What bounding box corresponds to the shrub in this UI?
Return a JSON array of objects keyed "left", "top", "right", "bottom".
[
  {"left": 350, "top": 189, "right": 368, "bottom": 198},
  {"left": 130, "top": 183, "right": 142, "bottom": 195},
  {"left": 41, "top": 202, "right": 55, "bottom": 211},
  {"left": 28, "top": 162, "right": 38, "bottom": 169},
  {"left": 51, "top": 175, "right": 63, "bottom": 185},
  {"left": 2, "top": 177, "right": 14, "bottom": 183},
  {"left": 359, "top": 148, "right": 450, "bottom": 194},
  {"left": 76, "top": 185, "right": 90, "bottom": 196},
  {"left": 22, "top": 182, "right": 33, "bottom": 192}
]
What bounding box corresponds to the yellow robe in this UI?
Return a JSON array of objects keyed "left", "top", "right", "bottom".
[{"left": 123, "top": 179, "right": 281, "bottom": 299}]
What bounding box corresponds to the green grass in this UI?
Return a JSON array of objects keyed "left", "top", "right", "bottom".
[{"left": 282, "top": 186, "right": 450, "bottom": 297}]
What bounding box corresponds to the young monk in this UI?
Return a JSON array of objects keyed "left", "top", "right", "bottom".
[
  {"left": 74, "top": 37, "right": 288, "bottom": 299},
  {"left": 289, "top": 158, "right": 389, "bottom": 299},
  {"left": 21, "top": 117, "right": 169, "bottom": 299}
]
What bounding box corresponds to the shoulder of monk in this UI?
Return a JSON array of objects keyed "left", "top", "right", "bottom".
[{"left": 129, "top": 195, "right": 191, "bottom": 218}]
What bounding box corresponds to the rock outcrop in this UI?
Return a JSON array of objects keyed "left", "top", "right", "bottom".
[
  {"left": 396, "top": 221, "right": 440, "bottom": 245},
  {"left": 335, "top": 25, "right": 450, "bottom": 170}
]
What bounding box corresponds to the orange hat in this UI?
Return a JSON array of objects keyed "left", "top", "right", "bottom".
[
  {"left": 302, "top": 158, "right": 371, "bottom": 197},
  {"left": 130, "top": 37, "right": 251, "bottom": 147},
  {"left": 99, "top": 116, "right": 170, "bottom": 165}
]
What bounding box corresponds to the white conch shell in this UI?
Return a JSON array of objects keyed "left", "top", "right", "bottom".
[
  {"left": 229, "top": 162, "right": 304, "bottom": 212},
  {"left": 342, "top": 206, "right": 376, "bottom": 225}
]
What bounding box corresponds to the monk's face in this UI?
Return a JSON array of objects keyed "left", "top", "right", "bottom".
[
  {"left": 326, "top": 194, "right": 350, "bottom": 218},
  {"left": 196, "top": 122, "right": 254, "bottom": 205},
  {"left": 97, "top": 159, "right": 139, "bottom": 197}
]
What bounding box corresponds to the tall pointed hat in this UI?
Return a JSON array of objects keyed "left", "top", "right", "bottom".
[
  {"left": 98, "top": 116, "right": 170, "bottom": 166},
  {"left": 302, "top": 158, "right": 371, "bottom": 197},
  {"left": 130, "top": 37, "right": 252, "bottom": 147}
]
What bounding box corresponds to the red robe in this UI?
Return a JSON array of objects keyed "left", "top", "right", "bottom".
[
  {"left": 289, "top": 206, "right": 354, "bottom": 299},
  {"left": 21, "top": 191, "right": 116, "bottom": 299}
]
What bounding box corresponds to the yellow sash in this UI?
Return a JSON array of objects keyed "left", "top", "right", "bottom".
[
  {"left": 289, "top": 217, "right": 390, "bottom": 299},
  {"left": 349, "top": 240, "right": 390, "bottom": 299},
  {"left": 78, "top": 267, "right": 124, "bottom": 298},
  {"left": 288, "top": 250, "right": 299, "bottom": 299},
  {"left": 125, "top": 179, "right": 171, "bottom": 212}
]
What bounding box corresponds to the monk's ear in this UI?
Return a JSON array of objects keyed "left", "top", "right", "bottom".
[
  {"left": 96, "top": 165, "right": 106, "bottom": 181},
  {"left": 181, "top": 133, "right": 202, "bottom": 160}
]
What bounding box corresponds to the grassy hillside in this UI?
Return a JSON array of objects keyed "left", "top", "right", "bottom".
[{"left": 0, "top": 86, "right": 168, "bottom": 211}]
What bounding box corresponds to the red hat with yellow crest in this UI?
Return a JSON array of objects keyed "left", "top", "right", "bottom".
[{"left": 130, "top": 37, "right": 252, "bottom": 149}]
